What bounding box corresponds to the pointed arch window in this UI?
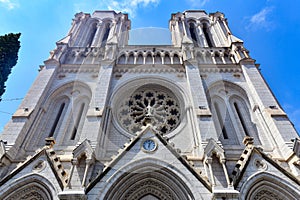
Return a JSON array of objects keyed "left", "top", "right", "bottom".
[
  {"left": 49, "top": 102, "right": 66, "bottom": 137},
  {"left": 173, "top": 54, "right": 180, "bottom": 64},
  {"left": 218, "top": 18, "right": 228, "bottom": 37},
  {"left": 101, "top": 23, "right": 111, "bottom": 47},
  {"left": 214, "top": 102, "right": 229, "bottom": 139},
  {"left": 86, "top": 22, "right": 97, "bottom": 47},
  {"left": 233, "top": 101, "right": 250, "bottom": 136},
  {"left": 127, "top": 53, "right": 134, "bottom": 64},
  {"left": 208, "top": 82, "right": 262, "bottom": 146},
  {"left": 145, "top": 53, "right": 152, "bottom": 64},
  {"left": 118, "top": 54, "right": 126, "bottom": 64},
  {"left": 164, "top": 54, "right": 171, "bottom": 64},
  {"left": 189, "top": 22, "right": 198, "bottom": 46},
  {"left": 155, "top": 53, "right": 162, "bottom": 64},
  {"left": 136, "top": 53, "right": 143, "bottom": 64},
  {"left": 70, "top": 103, "right": 85, "bottom": 140}
]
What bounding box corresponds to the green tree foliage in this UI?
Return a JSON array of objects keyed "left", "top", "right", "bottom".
[{"left": 0, "top": 33, "right": 21, "bottom": 101}]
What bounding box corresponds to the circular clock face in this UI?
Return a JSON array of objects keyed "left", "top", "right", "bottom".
[{"left": 142, "top": 139, "right": 156, "bottom": 151}]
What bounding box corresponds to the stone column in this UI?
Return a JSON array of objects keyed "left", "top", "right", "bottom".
[
  {"left": 220, "top": 158, "right": 231, "bottom": 187},
  {"left": 67, "top": 158, "right": 79, "bottom": 188},
  {"left": 174, "top": 18, "right": 182, "bottom": 47},
  {"left": 240, "top": 59, "right": 297, "bottom": 158},
  {"left": 206, "top": 157, "right": 215, "bottom": 186},
  {"left": 216, "top": 20, "right": 227, "bottom": 45},
  {"left": 91, "top": 21, "right": 103, "bottom": 47},
  {"left": 82, "top": 158, "right": 93, "bottom": 186},
  {"left": 198, "top": 23, "right": 208, "bottom": 47},
  {"left": 185, "top": 61, "right": 218, "bottom": 147},
  {"left": 80, "top": 61, "right": 114, "bottom": 158}
]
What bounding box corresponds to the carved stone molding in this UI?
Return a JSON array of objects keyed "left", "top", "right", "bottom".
[
  {"left": 199, "top": 67, "right": 242, "bottom": 73},
  {"left": 32, "top": 160, "right": 46, "bottom": 172},
  {"left": 4, "top": 185, "right": 51, "bottom": 200},
  {"left": 253, "top": 190, "right": 282, "bottom": 200},
  {"left": 114, "top": 65, "right": 185, "bottom": 74},
  {"left": 117, "top": 47, "right": 183, "bottom": 65},
  {"left": 58, "top": 66, "right": 100, "bottom": 74}
]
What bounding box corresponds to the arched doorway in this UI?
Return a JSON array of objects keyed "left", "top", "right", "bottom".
[
  {"left": 240, "top": 173, "right": 300, "bottom": 200},
  {"left": 2, "top": 182, "right": 53, "bottom": 200},
  {"left": 104, "top": 164, "right": 194, "bottom": 200}
]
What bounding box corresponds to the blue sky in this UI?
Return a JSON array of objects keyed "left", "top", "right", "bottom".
[{"left": 0, "top": 0, "right": 299, "bottom": 134}]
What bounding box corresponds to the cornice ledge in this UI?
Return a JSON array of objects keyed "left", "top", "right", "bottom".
[
  {"left": 44, "top": 58, "right": 60, "bottom": 66},
  {"left": 199, "top": 67, "right": 242, "bottom": 73},
  {"left": 238, "top": 57, "right": 256, "bottom": 65},
  {"left": 114, "top": 65, "right": 185, "bottom": 74},
  {"left": 58, "top": 66, "right": 99, "bottom": 73}
]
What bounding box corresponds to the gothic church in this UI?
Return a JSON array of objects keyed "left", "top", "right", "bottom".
[{"left": 1, "top": 10, "right": 300, "bottom": 200}]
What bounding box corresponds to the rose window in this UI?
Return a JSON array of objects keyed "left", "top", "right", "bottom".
[{"left": 118, "top": 88, "right": 181, "bottom": 134}]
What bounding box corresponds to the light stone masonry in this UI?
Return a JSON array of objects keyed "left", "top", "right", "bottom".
[{"left": 0, "top": 10, "right": 299, "bottom": 200}]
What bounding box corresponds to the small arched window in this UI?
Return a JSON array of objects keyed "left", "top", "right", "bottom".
[
  {"left": 136, "top": 53, "right": 143, "bottom": 64},
  {"left": 214, "top": 52, "right": 222, "bottom": 64},
  {"left": 145, "top": 53, "right": 152, "bottom": 64},
  {"left": 127, "top": 53, "right": 134, "bottom": 64},
  {"left": 155, "top": 54, "right": 162, "bottom": 64},
  {"left": 173, "top": 54, "right": 180, "bottom": 64},
  {"left": 118, "top": 54, "right": 126, "bottom": 64},
  {"left": 164, "top": 54, "right": 171, "bottom": 64}
]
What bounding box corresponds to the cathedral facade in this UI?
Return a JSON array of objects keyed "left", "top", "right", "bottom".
[{"left": 0, "top": 10, "right": 300, "bottom": 199}]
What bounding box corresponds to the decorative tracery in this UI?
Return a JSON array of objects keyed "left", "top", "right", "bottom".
[
  {"left": 118, "top": 87, "right": 181, "bottom": 134},
  {"left": 253, "top": 190, "right": 282, "bottom": 200},
  {"left": 4, "top": 185, "right": 51, "bottom": 200}
]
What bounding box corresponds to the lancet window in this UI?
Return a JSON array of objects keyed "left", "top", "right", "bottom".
[
  {"left": 70, "top": 103, "right": 86, "bottom": 140},
  {"left": 202, "top": 22, "right": 214, "bottom": 47},
  {"left": 208, "top": 82, "right": 260, "bottom": 145},
  {"left": 49, "top": 102, "right": 67, "bottom": 137},
  {"left": 86, "top": 22, "right": 97, "bottom": 47},
  {"left": 189, "top": 22, "right": 198, "bottom": 46},
  {"left": 101, "top": 23, "right": 111, "bottom": 47}
]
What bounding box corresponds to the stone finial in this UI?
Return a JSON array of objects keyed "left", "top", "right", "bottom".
[
  {"left": 0, "top": 140, "right": 7, "bottom": 157},
  {"left": 45, "top": 137, "right": 56, "bottom": 148},
  {"left": 243, "top": 136, "right": 254, "bottom": 146}
]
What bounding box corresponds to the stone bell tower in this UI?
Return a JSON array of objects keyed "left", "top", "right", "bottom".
[{"left": 0, "top": 10, "right": 300, "bottom": 200}]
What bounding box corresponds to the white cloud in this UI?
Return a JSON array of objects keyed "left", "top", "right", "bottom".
[
  {"left": 247, "top": 7, "right": 275, "bottom": 31},
  {"left": 250, "top": 8, "right": 270, "bottom": 24},
  {"left": 0, "top": 0, "right": 19, "bottom": 10},
  {"left": 185, "top": 0, "right": 210, "bottom": 7},
  {"left": 72, "top": 0, "right": 160, "bottom": 18},
  {"left": 106, "top": 0, "right": 160, "bottom": 17}
]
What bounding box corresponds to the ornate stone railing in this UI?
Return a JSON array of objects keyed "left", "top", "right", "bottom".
[
  {"left": 117, "top": 46, "right": 183, "bottom": 65},
  {"left": 193, "top": 47, "right": 236, "bottom": 65},
  {"left": 56, "top": 45, "right": 244, "bottom": 66}
]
